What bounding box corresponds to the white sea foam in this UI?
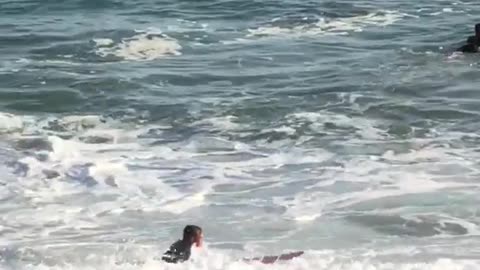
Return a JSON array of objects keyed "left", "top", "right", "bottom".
[
  {"left": 287, "top": 111, "right": 386, "bottom": 140},
  {"left": 7, "top": 247, "right": 480, "bottom": 270},
  {"left": 0, "top": 112, "right": 204, "bottom": 220},
  {"left": 95, "top": 30, "right": 182, "bottom": 61},
  {"left": 193, "top": 115, "right": 243, "bottom": 131},
  {"left": 262, "top": 126, "right": 297, "bottom": 136},
  {"left": 277, "top": 141, "right": 480, "bottom": 223},
  {"left": 2, "top": 109, "right": 480, "bottom": 266},
  {"left": 0, "top": 112, "right": 23, "bottom": 134},
  {"left": 246, "top": 11, "right": 408, "bottom": 39},
  {"left": 93, "top": 38, "right": 114, "bottom": 46},
  {"left": 161, "top": 191, "right": 208, "bottom": 214}
]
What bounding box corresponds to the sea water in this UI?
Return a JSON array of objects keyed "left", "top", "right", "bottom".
[{"left": 1, "top": 0, "right": 480, "bottom": 269}]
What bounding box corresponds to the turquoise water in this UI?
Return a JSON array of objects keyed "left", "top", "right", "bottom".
[{"left": 1, "top": 0, "right": 480, "bottom": 269}]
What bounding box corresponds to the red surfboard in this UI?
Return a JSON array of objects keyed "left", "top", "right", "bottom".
[{"left": 242, "top": 251, "right": 304, "bottom": 264}]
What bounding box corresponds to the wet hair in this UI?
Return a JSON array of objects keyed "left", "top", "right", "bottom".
[
  {"left": 476, "top": 23, "right": 480, "bottom": 35},
  {"left": 183, "top": 225, "right": 202, "bottom": 241}
]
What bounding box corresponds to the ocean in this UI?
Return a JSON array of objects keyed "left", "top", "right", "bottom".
[{"left": 1, "top": 0, "right": 480, "bottom": 269}]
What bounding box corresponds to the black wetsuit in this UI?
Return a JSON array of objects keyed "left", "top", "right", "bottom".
[
  {"left": 457, "top": 43, "right": 478, "bottom": 53},
  {"left": 456, "top": 35, "right": 479, "bottom": 53},
  {"left": 161, "top": 239, "right": 304, "bottom": 265},
  {"left": 161, "top": 240, "right": 192, "bottom": 263}
]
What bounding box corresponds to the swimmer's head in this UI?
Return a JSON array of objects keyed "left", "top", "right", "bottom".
[
  {"left": 476, "top": 23, "right": 480, "bottom": 37},
  {"left": 183, "top": 225, "right": 203, "bottom": 248}
]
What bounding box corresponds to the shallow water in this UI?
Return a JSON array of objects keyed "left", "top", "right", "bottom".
[{"left": 1, "top": 0, "right": 480, "bottom": 269}]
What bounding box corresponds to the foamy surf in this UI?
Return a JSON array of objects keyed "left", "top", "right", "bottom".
[
  {"left": 4, "top": 247, "right": 480, "bottom": 270},
  {"left": 0, "top": 112, "right": 24, "bottom": 134},
  {"left": 2, "top": 108, "right": 480, "bottom": 268},
  {"left": 3, "top": 0, "right": 480, "bottom": 269},
  {"left": 94, "top": 30, "right": 182, "bottom": 61},
  {"left": 0, "top": 112, "right": 204, "bottom": 217},
  {"left": 246, "top": 11, "right": 409, "bottom": 38}
]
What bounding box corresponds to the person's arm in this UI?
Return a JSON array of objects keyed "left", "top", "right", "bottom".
[
  {"left": 162, "top": 240, "right": 186, "bottom": 263},
  {"left": 162, "top": 248, "right": 179, "bottom": 263}
]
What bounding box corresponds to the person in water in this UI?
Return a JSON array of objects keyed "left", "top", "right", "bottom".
[
  {"left": 162, "top": 224, "right": 304, "bottom": 264},
  {"left": 457, "top": 36, "right": 479, "bottom": 53},
  {"left": 456, "top": 23, "right": 480, "bottom": 53},
  {"left": 162, "top": 225, "right": 203, "bottom": 263}
]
